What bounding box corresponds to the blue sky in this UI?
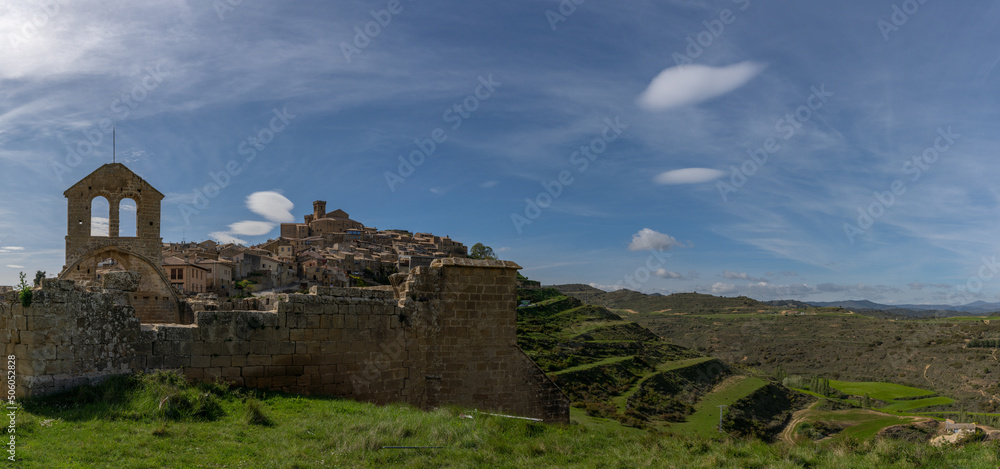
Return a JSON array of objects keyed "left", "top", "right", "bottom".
[{"left": 2, "top": 0, "right": 1000, "bottom": 305}]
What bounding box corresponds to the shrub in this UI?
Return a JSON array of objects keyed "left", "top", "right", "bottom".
[
  {"left": 17, "top": 272, "right": 32, "bottom": 308},
  {"left": 245, "top": 397, "right": 274, "bottom": 426}
]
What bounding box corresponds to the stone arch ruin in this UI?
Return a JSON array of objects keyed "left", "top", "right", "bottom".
[{"left": 58, "top": 163, "right": 182, "bottom": 323}]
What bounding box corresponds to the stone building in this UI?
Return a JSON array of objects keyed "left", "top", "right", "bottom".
[
  {"left": 58, "top": 163, "right": 181, "bottom": 323},
  {"left": 280, "top": 201, "right": 364, "bottom": 239},
  {"left": 16, "top": 162, "right": 569, "bottom": 422}
]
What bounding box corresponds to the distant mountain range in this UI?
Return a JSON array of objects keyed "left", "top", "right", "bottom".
[
  {"left": 549, "top": 284, "right": 1000, "bottom": 319},
  {"left": 805, "top": 299, "right": 1000, "bottom": 318}
]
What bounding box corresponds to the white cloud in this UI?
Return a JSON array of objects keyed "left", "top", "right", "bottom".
[
  {"left": 429, "top": 188, "right": 445, "bottom": 195},
  {"left": 723, "top": 271, "right": 767, "bottom": 282},
  {"left": 589, "top": 283, "right": 624, "bottom": 292},
  {"left": 208, "top": 231, "right": 248, "bottom": 246},
  {"left": 0, "top": 246, "right": 25, "bottom": 253},
  {"left": 628, "top": 228, "right": 681, "bottom": 251},
  {"left": 6, "top": 265, "right": 25, "bottom": 269},
  {"left": 654, "top": 269, "right": 685, "bottom": 279},
  {"left": 655, "top": 168, "right": 725, "bottom": 185},
  {"left": 246, "top": 191, "right": 295, "bottom": 223},
  {"left": 91, "top": 217, "right": 109, "bottom": 236},
  {"left": 480, "top": 181, "right": 499, "bottom": 188},
  {"left": 229, "top": 221, "right": 275, "bottom": 236},
  {"left": 636, "top": 62, "right": 765, "bottom": 111}
]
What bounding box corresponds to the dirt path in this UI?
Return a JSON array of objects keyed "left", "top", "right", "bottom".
[
  {"left": 780, "top": 405, "right": 815, "bottom": 444},
  {"left": 779, "top": 407, "right": 923, "bottom": 445}
]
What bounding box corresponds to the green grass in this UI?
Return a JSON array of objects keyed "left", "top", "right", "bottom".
[
  {"left": 20, "top": 371, "right": 1000, "bottom": 468},
  {"left": 657, "top": 356, "right": 716, "bottom": 372},
  {"left": 829, "top": 380, "right": 935, "bottom": 401},
  {"left": 611, "top": 357, "right": 718, "bottom": 413},
  {"left": 801, "top": 409, "right": 913, "bottom": 443},
  {"left": 670, "top": 376, "right": 768, "bottom": 437},
  {"left": 883, "top": 396, "right": 955, "bottom": 412},
  {"left": 550, "top": 355, "right": 634, "bottom": 375}
]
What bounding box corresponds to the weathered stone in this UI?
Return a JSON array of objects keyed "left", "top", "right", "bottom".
[{"left": 103, "top": 271, "right": 141, "bottom": 292}]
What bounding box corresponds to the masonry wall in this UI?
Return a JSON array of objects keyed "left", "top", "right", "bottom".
[
  {"left": 0, "top": 281, "right": 145, "bottom": 396},
  {"left": 2, "top": 260, "right": 569, "bottom": 422}
]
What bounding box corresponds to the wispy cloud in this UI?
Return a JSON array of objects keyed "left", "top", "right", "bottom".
[
  {"left": 723, "top": 271, "right": 767, "bottom": 282},
  {"left": 91, "top": 217, "right": 109, "bottom": 237}
]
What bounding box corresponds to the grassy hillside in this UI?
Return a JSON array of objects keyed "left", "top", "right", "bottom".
[
  {"left": 634, "top": 306, "right": 1000, "bottom": 414},
  {"left": 516, "top": 288, "right": 810, "bottom": 436},
  {"left": 16, "top": 370, "right": 1000, "bottom": 468}
]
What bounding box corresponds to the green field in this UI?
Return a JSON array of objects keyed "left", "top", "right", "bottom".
[
  {"left": 796, "top": 409, "right": 915, "bottom": 443},
  {"left": 883, "top": 396, "right": 955, "bottom": 412},
  {"left": 670, "top": 376, "right": 768, "bottom": 437},
  {"left": 20, "top": 373, "right": 1000, "bottom": 468},
  {"left": 829, "top": 380, "right": 936, "bottom": 401}
]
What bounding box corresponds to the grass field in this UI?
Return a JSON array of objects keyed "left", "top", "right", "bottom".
[
  {"left": 883, "top": 397, "right": 955, "bottom": 412},
  {"left": 23, "top": 370, "right": 1000, "bottom": 468},
  {"left": 798, "top": 409, "right": 914, "bottom": 443},
  {"left": 669, "top": 376, "right": 768, "bottom": 437},
  {"left": 829, "top": 380, "right": 936, "bottom": 401}
]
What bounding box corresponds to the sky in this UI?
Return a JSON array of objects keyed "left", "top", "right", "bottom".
[{"left": 2, "top": 0, "right": 1000, "bottom": 305}]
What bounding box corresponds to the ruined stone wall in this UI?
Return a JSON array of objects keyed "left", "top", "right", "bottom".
[
  {"left": 0, "top": 281, "right": 145, "bottom": 396},
  {"left": 425, "top": 259, "right": 569, "bottom": 420},
  {"left": 2, "top": 260, "right": 569, "bottom": 422}
]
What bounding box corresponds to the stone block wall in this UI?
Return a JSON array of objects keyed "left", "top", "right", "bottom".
[
  {"left": 2, "top": 260, "right": 570, "bottom": 422},
  {"left": 0, "top": 280, "right": 144, "bottom": 396}
]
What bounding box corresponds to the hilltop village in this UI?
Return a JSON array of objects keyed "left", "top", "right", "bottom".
[{"left": 148, "top": 200, "right": 466, "bottom": 297}]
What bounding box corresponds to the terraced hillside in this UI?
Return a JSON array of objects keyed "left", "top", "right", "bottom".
[
  {"left": 620, "top": 291, "right": 1000, "bottom": 414},
  {"left": 516, "top": 288, "right": 805, "bottom": 435}
]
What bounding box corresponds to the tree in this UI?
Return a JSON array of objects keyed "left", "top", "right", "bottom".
[
  {"left": 33, "top": 270, "right": 46, "bottom": 287},
  {"left": 235, "top": 279, "right": 257, "bottom": 298},
  {"left": 469, "top": 243, "right": 497, "bottom": 260}
]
